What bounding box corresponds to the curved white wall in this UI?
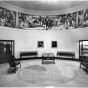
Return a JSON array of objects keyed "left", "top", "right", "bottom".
[
  {"left": 0, "top": 1, "right": 88, "bottom": 59},
  {"left": 0, "top": 26, "right": 88, "bottom": 58}
]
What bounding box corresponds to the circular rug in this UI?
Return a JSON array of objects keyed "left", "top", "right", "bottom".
[{"left": 17, "top": 65, "right": 76, "bottom": 85}]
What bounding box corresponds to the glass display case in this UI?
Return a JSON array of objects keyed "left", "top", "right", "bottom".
[
  {"left": 79, "top": 40, "right": 88, "bottom": 58},
  {"left": 0, "top": 40, "right": 14, "bottom": 64}
]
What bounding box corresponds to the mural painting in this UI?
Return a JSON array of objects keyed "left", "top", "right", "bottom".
[
  {"left": 0, "top": 6, "right": 16, "bottom": 28},
  {"left": 18, "top": 12, "right": 78, "bottom": 30},
  {"left": 0, "top": 5, "right": 88, "bottom": 30}
]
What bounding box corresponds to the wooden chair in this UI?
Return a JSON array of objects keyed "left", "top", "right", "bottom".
[
  {"left": 80, "top": 56, "right": 88, "bottom": 74},
  {"left": 8, "top": 56, "right": 21, "bottom": 73}
]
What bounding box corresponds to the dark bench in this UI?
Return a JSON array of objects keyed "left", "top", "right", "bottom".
[
  {"left": 57, "top": 51, "right": 75, "bottom": 59},
  {"left": 20, "top": 51, "right": 38, "bottom": 58},
  {"left": 42, "top": 53, "right": 55, "bottom": 64}
]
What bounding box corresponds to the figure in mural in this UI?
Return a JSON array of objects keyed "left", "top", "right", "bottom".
[
  {"left": 83, "top": 9, "right": 88, "bottom": 27},
  {"left": 19, "top": 19, "right": 25, "bottom": 29},
  {"left": 18, "top": 13, "right": 43, "bottom": 29},
  {"left": 0, "top": 7, "right": 16, "bottom": 28},
  {"left": 71, "top": 18, "right": 76, "bottom": 28},
  {"left": 67, "top": 13, "right": 73, "bottom": 29},
  {"left": 71, "top": 12, "right": 77, "bottom": 28},
  {"left": 64, "top": 18, "right": 70, "bottom": 29},
  {"left": 0, "top": 8, "right": 6, "bottom": 26},
  {"left": 10, "top": 11, "right": 16, "bottom": 28},
  {"left": 42, "top": 17, "right": 46, "bottom": 28},
  {"left": 64, "top": 12, "right": 77, "bottom": 29},
  {"left": 1, "top": 5, "right": 88, "bottom": 30},
  {"left": 45, "top": 16, "right": 49, "bottom": 29},
  {"left": 38, "top": 16, "right": 42, "bottom": 26},
  {"left": 56, "top": 16, "right": 62, "bottom": 27},
  {"left": 78, "top": 10, "right": 84, "bottom": 27},
  {"left": 23, "top": 16, "right": 29, "bottom": 28}
]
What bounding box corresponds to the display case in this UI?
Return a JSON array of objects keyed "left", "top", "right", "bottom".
[
  {"left": 79, "top": 40, "right": 88, "bottom": 58},
  {"left": 0, "top": 40, "right": 14, "bottom": 64}
]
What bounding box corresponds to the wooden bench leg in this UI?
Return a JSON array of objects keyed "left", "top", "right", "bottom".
[
  {"left": 80, "top": 63, "right": 81, "bottom": 69},
  {"left": 42, "top": 60, "right": 43, "bottom": 64},
  {"left": 86, "top": 68, "right": 87, "bottom": 74},
  {"left": 73, "top": 55, "right": 75, "bottom": 59},
  {"left": 54, "top": 61, "right": 55, "bottom": 64},
  {"left": 53, "top": 59, "right": 55, "bottom": 64},
  {"left": 20, "top": 63, "right": 21, "bottom": 68}
]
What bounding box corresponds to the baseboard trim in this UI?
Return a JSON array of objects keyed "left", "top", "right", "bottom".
[{"left": 15, "top": 57, "right": 80, "bottom": 62}]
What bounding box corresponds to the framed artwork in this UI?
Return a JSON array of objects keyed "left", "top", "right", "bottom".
[
  {"left": 52, "top": 41, "right": 57, "bottom": 48},
  {"left": 38, "top": 41, "right": 44, "bottom": 48}
]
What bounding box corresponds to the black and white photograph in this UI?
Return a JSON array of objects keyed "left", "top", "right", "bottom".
[
  {"left": 38, "top": 41, "right": 44, "bottom": 48},
  {"left": 0, "top": 0, "right": 88, "bottom": 87},
  {"left": 52, "top": 41, "right": 57, "bottom": 48}
]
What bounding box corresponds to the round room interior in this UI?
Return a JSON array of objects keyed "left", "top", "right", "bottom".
[{"left": 0, "top": 1, "right": 88, "bottom": 59}]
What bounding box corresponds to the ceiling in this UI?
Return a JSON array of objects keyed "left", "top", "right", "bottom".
[{"left": 3, "top": 0, "right": 88, "bottom": 11}]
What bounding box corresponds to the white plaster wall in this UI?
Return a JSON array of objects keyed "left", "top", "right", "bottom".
[
  {"left": 0, "top": 2, "right": 88, "bottom": 59},
  {"left": 0, "top": 26, "right": 88, "bottom": 59}
]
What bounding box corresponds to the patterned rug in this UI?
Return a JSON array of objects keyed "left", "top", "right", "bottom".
[
  {"left": 17, "top": 65, "right": 76, "bottom": 86},
  {"left": 25, "top": 65, "right": 47, "bottom": 71}
]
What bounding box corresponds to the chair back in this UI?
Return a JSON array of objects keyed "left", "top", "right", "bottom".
[
  {"left": 80, "top": 56, "right": 88, "bottom": 63},
  {"left": 9, "top": 56, "right": 15, "bottom": 67}
]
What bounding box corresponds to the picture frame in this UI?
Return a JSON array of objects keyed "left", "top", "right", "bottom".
[
  {"left": 52, "top": 41, "right": 57, "bottom": 48},
  {"left": 38, "top": 41, "right": 44, "bottom": 48}
]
